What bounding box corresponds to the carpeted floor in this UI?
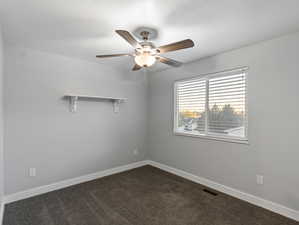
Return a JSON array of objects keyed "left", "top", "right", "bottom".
[{"left": 3, "top": 165, "right": 298, "bottom": 225}]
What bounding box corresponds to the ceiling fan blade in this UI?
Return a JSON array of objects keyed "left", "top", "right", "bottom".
[
  {"left": 156, "top": 56, "right": 183, "bottom": 67},
  {"left": 132, "top": 64, "right": 142, "bottom": 71},
  {"left": 157, "top": 39, "right": 194, "bottom": 54},
  {"left": 115, "top": 30, "right": 141, "bottom": 48},
  {"left": 96, "top": 53, "right": 130, "bottom": 58}
]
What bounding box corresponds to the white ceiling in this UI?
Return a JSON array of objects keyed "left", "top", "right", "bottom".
[{"left": 1, "top": 0, "right": 299, "bottom": 72}]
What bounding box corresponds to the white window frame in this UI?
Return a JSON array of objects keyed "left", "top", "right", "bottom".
[{"left": 173, "top": 67, "right": 249, "bottom": 144}]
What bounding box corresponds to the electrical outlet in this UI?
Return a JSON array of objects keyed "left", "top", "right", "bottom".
[
  {"left": 256, "top": 175, "right": 263, "bottom": 185},
  {"left": 29, "top": 168, "right": 36, "bottom": 177},
  {"left": 133, "top": 148, "right": 139, "bottom": 155}
]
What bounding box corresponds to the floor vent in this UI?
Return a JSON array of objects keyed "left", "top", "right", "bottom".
[{"left": 203, "top": 188, "right": 218, "bottom": 196}]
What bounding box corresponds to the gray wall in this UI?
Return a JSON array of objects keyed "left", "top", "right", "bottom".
[
  {"left": 0, "top": 25, "right": 4, "bottom": 203},
  {"left": 148, "top": 32, "right": 299, "bottom": 211},
  {"left": 4, "top": 45, "right": 148, "bottom": 195}
]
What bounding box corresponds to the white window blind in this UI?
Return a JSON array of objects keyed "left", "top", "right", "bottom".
[
  {"left": 177, "top": 79, "right": 206, "bottom": 133},
  {"left": 174, "top": 68, "right": 248, "bottom": 143}
]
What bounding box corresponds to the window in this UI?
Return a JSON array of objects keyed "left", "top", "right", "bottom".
[{"left": 174, "top": 67, "right": 248, "bottom": 143}]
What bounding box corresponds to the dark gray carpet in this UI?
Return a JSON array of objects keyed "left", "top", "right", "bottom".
[{"left": 3, "top": 166, "right": 298, "bottom": 225}]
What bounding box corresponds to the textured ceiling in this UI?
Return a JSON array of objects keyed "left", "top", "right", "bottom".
[{"left": 1, "top": 0, "right": 299, "bottom": 72}]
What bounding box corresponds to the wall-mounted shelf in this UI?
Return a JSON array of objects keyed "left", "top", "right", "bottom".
[{"left": 64, "top": 94, "right": 127, "bottom": 113}]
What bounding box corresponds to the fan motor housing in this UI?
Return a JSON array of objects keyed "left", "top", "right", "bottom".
[
  {"left": 135, "top": 42, "right": 158, "bottom": 56},
  {"left": 139, "top": 41, "right": 155, "bottom": 49}
]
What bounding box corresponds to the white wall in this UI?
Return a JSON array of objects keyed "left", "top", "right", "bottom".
[
  {"left": 4, "top": 45, "right": 148, "bottom": 195},
  {"left": 0, "top": 25, "right": 4, "bottom": 205},
  {"left": 148, "top": 32, "right": 299, "bottom": 211}
]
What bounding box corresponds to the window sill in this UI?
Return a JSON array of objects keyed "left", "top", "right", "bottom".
[{"left": 173, "top": 131, "right": 249, "bottom": 145}]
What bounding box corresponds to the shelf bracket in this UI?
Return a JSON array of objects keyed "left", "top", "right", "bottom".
[
  {"left": 113, "top": 99, "right": 122, "bottom": 113},
  {"left": 70, "top": 96, "right": 78, "bottom": 113}
]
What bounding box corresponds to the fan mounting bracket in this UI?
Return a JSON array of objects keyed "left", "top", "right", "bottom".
[
  {"left": 140, "top": 31, "right": 150, "bottom": 40},
  {"left": 133, "top": 27, "right": 158, "bottom": 41}
]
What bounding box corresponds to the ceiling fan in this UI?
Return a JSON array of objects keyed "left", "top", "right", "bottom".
[{"left": 96, "top": 30, "right": 195, "bottom": 71}]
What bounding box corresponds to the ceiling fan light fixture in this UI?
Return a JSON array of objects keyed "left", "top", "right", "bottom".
[
  {"left": 134, "top": 52, "right": 156, "bottom": 67},
  {"left": 96, "top": 29, "right": 194, "bottom": 71}
]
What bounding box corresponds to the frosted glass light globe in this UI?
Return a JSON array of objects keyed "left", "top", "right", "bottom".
[{"left": 134, "top": 53, "right": 156, "bottom": 67}]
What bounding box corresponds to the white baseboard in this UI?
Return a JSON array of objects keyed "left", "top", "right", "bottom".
[
  {"left": 147, "top": 160, "right": 299, "bottom": 222},
  {"left": 0, "top": 200, "right": 4, "bottom": 225},
  {"left": 4, "top": 160, "right": 147, "bottom": 204}
]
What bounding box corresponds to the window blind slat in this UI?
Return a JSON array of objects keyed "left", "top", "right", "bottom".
[{"left": 209, "top": 93, "right": 245, "bottom": 98}]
